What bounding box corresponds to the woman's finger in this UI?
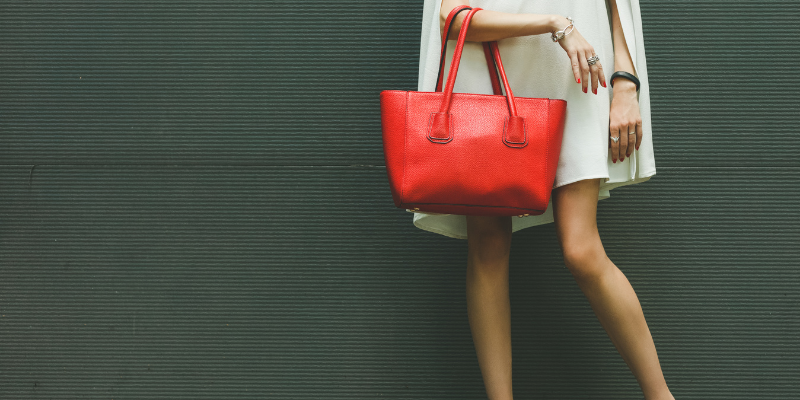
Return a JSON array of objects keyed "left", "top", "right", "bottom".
[
  {"left": 578, "top": 50, "right": 590, "bottom": 93},
  {"left": 586, "top": 54, "right": 600, "bottom": 94},
  {"left": 626, "top": 121, "right": 636, "bottom": 158},
  {"left": 568, "top": 50, "right": 581, "bottom": 84},
  {"left": 619, "top": 121, "right": 629, "bottom": 161},
  {"left": 634, "top": 118, "right": 643, "bottom": 151},
  {"left": 610, "top": 125, "right": 621, "bottom": 163},
  {"left": 597, "top": 62, "right": 607, "bottom": 88}
]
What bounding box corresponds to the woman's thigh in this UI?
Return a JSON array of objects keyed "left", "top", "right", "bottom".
[
  {"left": 552, "top": 178, "right": 609, "bottom": 278},
  {"left": 466, "top": 215, "right": 513, "bottom": 261}
]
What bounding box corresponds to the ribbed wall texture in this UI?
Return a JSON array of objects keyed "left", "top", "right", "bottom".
[{"left": 1, "top": 1, "right": 798, "bottom": 399}]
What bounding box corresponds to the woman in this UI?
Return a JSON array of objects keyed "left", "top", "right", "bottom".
[{"left": 411, "top": 1, "right": 673, "bottom": 399}]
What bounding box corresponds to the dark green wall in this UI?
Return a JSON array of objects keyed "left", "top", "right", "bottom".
[{"left": 1, "top": 1, "right": 798, "bottom": 398}]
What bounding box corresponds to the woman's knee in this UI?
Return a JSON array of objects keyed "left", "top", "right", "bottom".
[{"left": 561, "top": 241, "right": 609, "bottom": 282}]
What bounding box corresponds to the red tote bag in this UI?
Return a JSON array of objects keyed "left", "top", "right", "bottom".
[{"left": 379, "top": 6, "right": 567, "bottom": 217}]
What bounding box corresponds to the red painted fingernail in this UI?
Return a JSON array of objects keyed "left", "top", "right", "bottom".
[
  {"left": 636, "top": 145, "right": 639, "bottom": 150},
  {"left": 577, "top": 78, "right": 581, "bottom": 83},
  {"left": 602, "top": 81, "right": 606, "bottom": 88},
  {"left": 583, "top": 87, "right": 587, "bottom": 93},
  {"left": 613, "top": 159, "right": 617, "bottom": 163},
  {"left": 592, "top": 88, "right": 597, "bottom": 94}
]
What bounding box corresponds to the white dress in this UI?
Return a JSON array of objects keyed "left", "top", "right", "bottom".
[{"left": 410, "top": 0, "right": 656, "bottom": 240}]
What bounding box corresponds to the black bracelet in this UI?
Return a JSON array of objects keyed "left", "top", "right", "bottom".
[{"left": 610, "top": 71, "right": 640, "bottom": 92}]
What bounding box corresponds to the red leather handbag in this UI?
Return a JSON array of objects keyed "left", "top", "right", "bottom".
[{"left": 380, "top": 6, "right": 567, "bottom": 217}]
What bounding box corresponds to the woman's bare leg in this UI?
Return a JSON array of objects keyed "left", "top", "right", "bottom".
[
  {"left": 466, "top": 215, "right": 514, "bottom": 400},
  {"left": 551, "top": 178, "right": 674, "bottom": 400}
]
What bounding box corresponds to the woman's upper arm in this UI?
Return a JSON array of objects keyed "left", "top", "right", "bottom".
[{"left": 606, "top": 0, "right": 636, "bottom": 75}]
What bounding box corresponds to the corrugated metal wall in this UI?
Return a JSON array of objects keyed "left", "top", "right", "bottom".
[{"left": 1, "top": 1, "right": 798, "bottom": 398}]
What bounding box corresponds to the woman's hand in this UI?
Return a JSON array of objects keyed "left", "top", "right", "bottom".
[
  {"left": 607, "top": 78, "right": 642, "bottom": 162},
  {"left": 552, "top": 16, "right": 606, "bottom": 94}
]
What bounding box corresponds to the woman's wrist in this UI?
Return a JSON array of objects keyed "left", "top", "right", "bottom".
[
  {"left": 549, "top": 15, "right": 572, "bottom": 35},
  {"left": 610, "top": 76, "right": 638, "bottom": 93}
]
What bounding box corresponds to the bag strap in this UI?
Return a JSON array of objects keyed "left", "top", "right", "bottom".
[
  {"left": 435, "top": 5, "right": 503, "bottom": 95},
  {"left": 429, "top": 7, "right": 527, "bottom": 148}
]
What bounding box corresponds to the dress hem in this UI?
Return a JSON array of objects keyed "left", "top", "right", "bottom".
[{"left": 410, "top": 170, "right": 657, "bottom": 240}]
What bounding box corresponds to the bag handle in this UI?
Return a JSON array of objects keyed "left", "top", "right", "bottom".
[
  {"left": 428, "top": 7, "right": 527, "bottom": 148},
  {"left": 435, "top": 5, "right": 503, "bottom": 96}
]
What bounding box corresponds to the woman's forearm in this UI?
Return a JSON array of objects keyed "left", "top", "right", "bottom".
[
  {"left": 440, "top": 0, "right": 565, "bottom": 42},
  {"left": 607, "top": 0, "right": 637, "bottom": 80}
]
